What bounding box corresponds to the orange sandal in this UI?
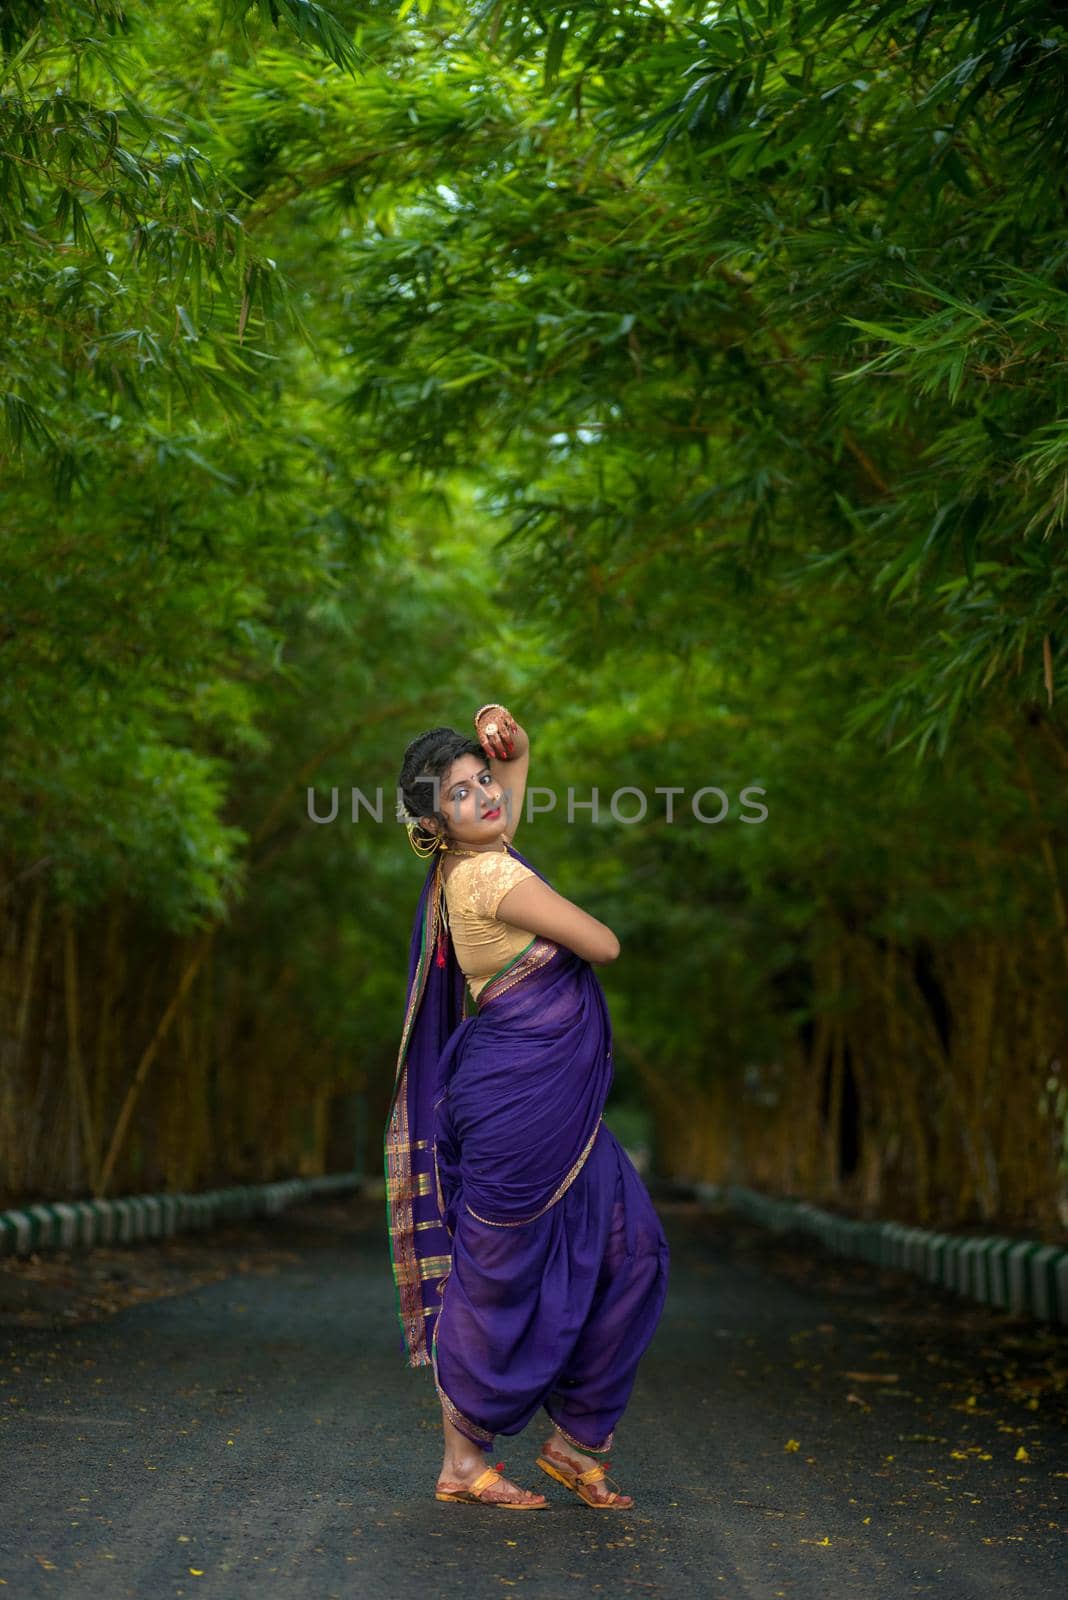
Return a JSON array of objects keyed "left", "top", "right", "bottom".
[
  {"left": 435, "top": 1462, "right": 547, "bottom": 1509},
  {"left": 535, "top": 1452, "right": 632, "bottom": 1509}
]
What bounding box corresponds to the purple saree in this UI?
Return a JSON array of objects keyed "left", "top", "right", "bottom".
[{"left": 384, "top": 843, "right": 669, "bottom": 1456}]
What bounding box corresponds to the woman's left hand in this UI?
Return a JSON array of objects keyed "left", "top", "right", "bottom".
[{"left": 475, "top": 705, "right": 520, "bottom": 760}]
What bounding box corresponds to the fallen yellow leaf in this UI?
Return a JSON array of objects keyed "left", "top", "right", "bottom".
[{"left": 784, "top": 1439, "right": 800, "bottom": 1452}]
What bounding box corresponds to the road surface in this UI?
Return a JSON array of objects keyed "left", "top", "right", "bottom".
[{"left": 0, "top": 1187, "right": 1064, "bottom": 1597}]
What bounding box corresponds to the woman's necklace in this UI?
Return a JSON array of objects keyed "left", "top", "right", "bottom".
[{"left": 442, "top": 842, "right": 507, "bottom": 856}]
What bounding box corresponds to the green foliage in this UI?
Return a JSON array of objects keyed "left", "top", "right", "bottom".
[
  {"left": 295, "top": 0, "right": 1068, "bottom": 758},
  {"left": 2, "top": 1, "right": 1065, "bottom": 1182}
]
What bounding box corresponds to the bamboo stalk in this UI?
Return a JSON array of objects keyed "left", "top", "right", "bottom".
[
  {"left": 936, "top": 940, "right": 997, "bottom": 1221},
  {"left": 62, "top": 904, "right": 100, "bottom": 1193},
  {"left": 884, "top": 938, "right": 933, "bottom": 1223},
  {"left": 1012, "top": 727, "right": 1068, "bottom": 980},
  {"left": 25, "top": 916, "right": 59, "bottom": 1189},
  {"left": 93, "top": 899, "right": 124, "bottom": 1165},
  {"left": 617, "top": 1039, "right": 700, "bottom": 1178},
  {"left": 846, "top": 944, "right": 885, "bottom": 1212},
  {"left": 98, "top": 928, "right": 215, "bottom": 1197},
  {"left": 2, "top": 880, "right": 46, "bottom": 1194},
  {"left": 825, "top": 946, "right": 846, "bottom": 1201},
  {"left": 969, "top": 940, "right": 1000, "bottom": 1218},
  {"left": 801, "top": 1000, "right": 832, "bottom": 1196}
]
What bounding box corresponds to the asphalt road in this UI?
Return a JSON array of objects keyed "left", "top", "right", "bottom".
[{"left": 0, "top": 1189, "right": 1064, "bottom": 1598}]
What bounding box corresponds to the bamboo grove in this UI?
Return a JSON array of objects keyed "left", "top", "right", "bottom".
[{"left": 1, "top": 2, "right": 1065, "bottom": 1235}]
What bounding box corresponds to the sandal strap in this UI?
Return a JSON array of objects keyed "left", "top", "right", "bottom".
[
  {"left": 576, "top": 1463, "right": 607, "bottom": 1485},
  {"left": 469, "top": 1466, "right": 502, "bottom": 1497}
]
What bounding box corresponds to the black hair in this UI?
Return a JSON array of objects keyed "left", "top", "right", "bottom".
[{"left": 398, "top": 726, "right": 486, "bottom": 849}]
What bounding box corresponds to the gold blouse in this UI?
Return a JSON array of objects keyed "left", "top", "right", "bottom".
[{"left": 444, "top": 850, "right": 539, "bottom": 1001}]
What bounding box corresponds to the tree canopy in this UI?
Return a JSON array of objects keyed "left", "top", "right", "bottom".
[{"left": 2, "top": 2, "right": 1066, "bottom": 1227}]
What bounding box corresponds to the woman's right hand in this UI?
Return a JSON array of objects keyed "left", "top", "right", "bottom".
[{"left": 474, "top": 704, "right": 518, "bottom": 760}]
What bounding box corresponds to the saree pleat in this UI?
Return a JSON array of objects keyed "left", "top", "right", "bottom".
[
  {"left": 433, "top": 1117, "right": 669, "bottom": 1454},
  {"left": 385, "top": 843, "right": 670, "bottom": 1452}
]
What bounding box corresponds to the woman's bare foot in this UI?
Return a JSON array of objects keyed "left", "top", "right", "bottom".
[
  {"left": 436, "top": 1456, "right": 547, "bottom": 1507},
  {"left": 540, "top": 1431, "right": 634, "bottom": 1508}
]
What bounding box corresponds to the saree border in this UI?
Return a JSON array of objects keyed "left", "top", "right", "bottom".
[
  {"left": 464, "top": 1113, "right": 604, "bottom": 1228},
  {"left": 384, "top": 865, "right": 442, "bottom": 1368},
  {"left": 432, "top": 1088, "right": 450, "bottom": 1239},
  {"left": 475, "top": 936, "right": 560, "bottom": 1010},
  {"left": 477, "top": 934, "right": 535, "bottom": 989},
  {"left": 543, "top": 1410, "right": 615, "bottom": 1455},
  {"left": 431, "top": 1270, "right": 496, "bottom": 1446}
]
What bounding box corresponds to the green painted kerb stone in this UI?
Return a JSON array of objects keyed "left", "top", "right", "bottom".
[
  {"left": 0, "top": 1171, "right": 363, "bottom": 1261},
  {"left": 694, "top": 1186, "right": 1068, "bottom": 1329}
]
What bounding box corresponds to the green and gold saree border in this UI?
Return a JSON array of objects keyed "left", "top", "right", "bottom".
[{"left": 476, "top": 936, "right": 559, "bottom": 1010}]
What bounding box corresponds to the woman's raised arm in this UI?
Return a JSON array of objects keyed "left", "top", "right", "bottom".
[{"left": 474, "top": 706, "right": 529, "bottom": 846}]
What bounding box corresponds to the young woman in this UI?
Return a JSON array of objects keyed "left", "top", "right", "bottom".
[{"left": 385, "top": 703, "right": 669, "bottom": 1511}]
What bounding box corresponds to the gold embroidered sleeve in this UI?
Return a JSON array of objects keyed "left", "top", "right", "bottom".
[{"left": 461, "top": 852, "right": 537, "bottom": 920}]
